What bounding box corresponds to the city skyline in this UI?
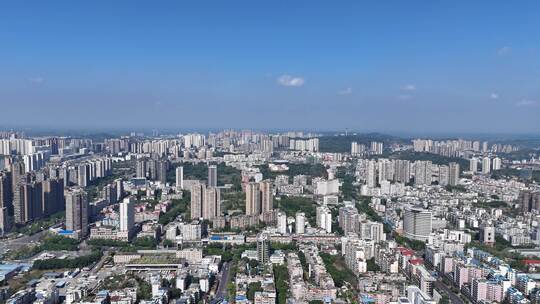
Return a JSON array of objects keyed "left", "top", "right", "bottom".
[
  {"left": 1, "top": 1, "right": 539, "bottom": 133},
  {"left": 0, "top": 128, "right": 538, "bottom": 303}
]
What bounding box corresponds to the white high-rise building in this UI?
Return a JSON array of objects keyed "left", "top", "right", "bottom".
[
  {"left": 119, "top": 197, "right": 135, "bottom": 232},
  {"left": 316, "top": 206, "right": 332, "bottom": 233},
  {"left": 277, "top": 212, "right": 287, "bottom": 235},
  {"left": 492, "top": 157, "right": 502, "bottom": 171},
  {"left": 370, "top": 141, "right": 383, "bottom": 155},
  {"left": 367, "top": 160, "right": 377, "bottom": 188},
  {"left": 406, "top": 285, "right": 436, "bottom": 304},
  {"left": 351, "top": 142, "right": 366, "bottom": 156},
  {"left": 176, "top": 166, "right": 184, "bottom": 190},
  {"left": 403, "top": 207, "right": 432, "bottom": 241},
  {"left": 289, "top": 138, "right": 319, "bottom": 152},
  {"left": 351, "top": 142, "right": 358, "bottom": 155},
  {"left": 482, "top": 157, "right": 491, "bottom": 174},
  {"left": 469, "top": 157, "right": 478, "bottom": 173},
  {"left": 438, "top": 165, "right": 449, "bottom": 186},
  {"left": 295, "top": 212, "right": 305, "bottom": 234},
  {"left": 183, "top": 134, "right": 206, "bottom": 148},
  {"left": 414, "top": 161, "right": 432, "bottom": 186},
  {"left": 316, "top": 179, "right": 340, "bottom": 195},
  {"left": 380, "top": 180, "right": 391, "bottom": 195}
]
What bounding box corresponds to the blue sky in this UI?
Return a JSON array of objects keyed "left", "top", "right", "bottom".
[{"left": 0, "top": 1, "right": 539, "bottom": 134}]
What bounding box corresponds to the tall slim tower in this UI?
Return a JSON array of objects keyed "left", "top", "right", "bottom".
[
  {"left": 156, "top": 159, "right": 169, "bottom": 183},
  {"left": 448, "top": 162, "right": 460, "bottom": 186},
  {"left": 316, "top": 206, "right": 332, "bottom": 233},
  {"left": 119, "top": 197, "right": 135, "bottom": 232},
  {"left": 202, "top": 187, "right": 220, "bottom": 220},
  {"left": 492, "top": 157, "right": 502, "bottom": 171},
  {"left": 42, "top": 178, "right": 65, "bottom": 216},
  {"left": 65, "top": 187, "right": 88, "bottom": 238},
  {"left": 11, "top": 161, "right": 26, "bottom": 224},
  {"left": 0, "top": 171, "right": 12, "bottom": 234},
  {"left": 482, "top": 157, "right": 491, "bottom": 174},
  {"left": 256, "top": 233, "right": 270, "bottom": 264},
  {"left": 116, "top": 179, "right": 124, "bottom": 201},
  {"left": 295, "top": 212, "right": 305, "bottom": 234},
  {"left": 190, "top": 182, "right": 204, "bottom": 219},
  {"left": 277, "top": 212, "right": 287, "bottom": 235},
  {"left": 176, "top": 166, "right": 184, "bottom": 190},
  {"left": 470, "top": 157, "right": 478, "bottom": 173},
  {"left": 208, "top": 165, "right": 217, "bottom": 188},
  {"left": 136, "top": 158, "right": 147, "bottom": 178},
  {"left": 245, "top": 182, "right": 261, "bottom": 215},
  {"left": 0, "top": 171, "right": 13, "bottom": 214},
  {"left": 259, "top": 180, "right": 273, "bottom": 213},
  {"left": 367, "top": 160, "right": 377, "bottom": 188},
  {"left": 439, "top": 165, "right": 449, "bottom": 186},
  {"left": 0, "top": 207, "right": 10, "bottom": 235},
  {"left": 77, "top": 164, "right": 88, "bottom": 187},
  {"left": 20, "top": 182, "right": 43, "bottom": 223}
]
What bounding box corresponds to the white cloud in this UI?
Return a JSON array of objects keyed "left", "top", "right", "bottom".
[
  {"left": 29, "top": 76, "right": 44, "bottom": 84},
  {"left": 490, "top": 93, "right": 499, "bottom": 100},
  {"left": 337, "top": 87, "right": 352, "bottom": 95},
  {"left": 400, "top": 84, "right": 416, "bottom": 91},
  {"left": 516, "top": 99, "right": 537, "bottom": 106},
  {"left": 277, "top": 75, "right": 305, "bottom": 87},
  {"left": 498, "top": 46, "right": 511, "bottom": 56}
]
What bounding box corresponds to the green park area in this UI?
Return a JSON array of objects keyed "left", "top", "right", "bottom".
[
  {"left": 5, "top": 234, "right": 80, "bottom": 260},
  {"left": 319, "top": 252, "right": 358, "bottom": 288},
  {"left": 87, "top": 236, "right": 158, "bottom": 252},
  {"left": 389, "top": 151, "right": 469, "bottom": 172},
  {"left": 276, "top": 195, "right": 317, "bottom": 225},
  {"left": 158, "top": 193, "right": 190, "bottom": 225},
  {"left": 318, "top": 134, "right": 406, "bottom": 153},
  {"left": 167, "top": 162, "right": 242, "bottom": 190},
  {"left": 273, "top": 264, "right": 289, "bottom": 304},
  {"left": 258, "top": 163, "right": 327, "bottom": 179},
  {"left": 13, "top": 211, "right": 64, "bottom": 236}
]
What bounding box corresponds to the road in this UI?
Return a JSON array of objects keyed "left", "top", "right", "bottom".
[
  {"left": 92, "top": 251, "right": 110, "bottom": 274},
  {"left": 212, "top": 262, "right": 231, "bottom": 304},
  {"left": 435, "top": 279, "right": 464, "bottom": 304},
  {"left": 0, "top": 229, "right": 49, "bottom": 256}
]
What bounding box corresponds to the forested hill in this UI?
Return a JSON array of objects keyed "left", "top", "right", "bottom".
[{"left": 318, "top": 133, "right": 409, "bottom": 153}]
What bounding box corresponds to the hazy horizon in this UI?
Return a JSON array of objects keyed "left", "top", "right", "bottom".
[{"left": 3, "top": 125, "right": 540, "bottom": 141}]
